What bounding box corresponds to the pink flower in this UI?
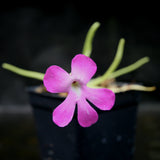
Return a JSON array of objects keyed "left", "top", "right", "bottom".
[{"left": 43, "top": 54, "right": 115, "bottom": 127}]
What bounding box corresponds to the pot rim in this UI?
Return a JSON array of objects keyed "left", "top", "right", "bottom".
[{"left": 26, "top": 85, "right": 140, "bottom": 111}]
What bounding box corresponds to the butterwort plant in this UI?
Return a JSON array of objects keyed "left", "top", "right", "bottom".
[
  {"left": 2, "top": 22, "right": 155, "bottom": 127},
  {"left": 43, "top": 54, "right": 115, "bottom": 127}
]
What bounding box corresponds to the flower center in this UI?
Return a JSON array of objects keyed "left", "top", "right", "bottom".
[
  {"left": 72, "top": 81, "right": 80, "bottom": 88},
  {"left": 71, "top": 81, "right": 82, "bottom": 99}
]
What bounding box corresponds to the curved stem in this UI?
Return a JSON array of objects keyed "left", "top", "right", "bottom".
[
  {"left": 103, "top": 38, "right": 125, "bottom": 77},
  {"left": 87, "top": 38, "right": 125, "bottom": 87},
  {"left": 108, "top": 57, "right": 150, "bottom": 79},
  {"left": 2, "top": 63, "right": 44, "bottom": 81},
  {"left": 82, "top": 22, "right": 100, "bottom": 57},
  {"left": 88, "top": 57, "right": 150, "bottom": 87}
]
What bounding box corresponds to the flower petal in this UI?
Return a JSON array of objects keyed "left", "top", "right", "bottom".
[
  {"left": 84, "top": 87, "right": 115, "bottom": 110},
  {"left": 53, "top": 91, "right": 76, "bottom": 127},
  {"left": 43, "top": 65, "right": 71, "bottom": 93},
  {"left": 71, "top": 54, "right": 97, "bottom": 84},
  {"left": 77, "top": 96, "right": 98, "bottom": 127}
]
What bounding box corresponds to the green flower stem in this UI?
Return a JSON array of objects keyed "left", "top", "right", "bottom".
[
  {"left": 101, "top": 38, "right": 125, "bottom": 78},
  {"left": 82, "top": 22, "right": 100, "bottom": 57},
  {"left": 107, "top": 57, "right": 150, "bottom": 79},
  {"left": 2, "top": 63, "right": 44, "bottom": 81},
  {"left": 87, "top": 38, "right": 125, "bottom": 87},
  {"left": 88, "top": 57, "right": 150, "bottom": 87}
]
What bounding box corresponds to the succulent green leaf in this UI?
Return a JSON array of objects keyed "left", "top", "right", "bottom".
[
  {"left": 108, "top": 57, "right": 150, "bottom": 79},
  {"left": 82, "top": 22, "right": 100, "bottom": 57},
  {"left": 2, "top": 63, "right": 44, "bottom": 81},
  {"left": 104, "top": 38, "right": 125, "bottom": 77}
]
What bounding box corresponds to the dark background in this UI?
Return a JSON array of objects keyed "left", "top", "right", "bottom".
[
  {"left": 0, "top": 2, "right": 160, "bottom": 160},
  {"left": 0, "top": 2, "right": 160, "bottom": 103}
]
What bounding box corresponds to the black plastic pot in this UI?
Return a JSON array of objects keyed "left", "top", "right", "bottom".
[{"left": 28, "top": 86, "right": 140, "bottom": 160}]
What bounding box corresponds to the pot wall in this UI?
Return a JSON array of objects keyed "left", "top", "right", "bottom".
[{"left": 28, "top": 86, "right": 140, "bottom": 160}]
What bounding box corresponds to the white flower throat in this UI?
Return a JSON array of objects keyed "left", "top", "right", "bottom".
[{"left": 71, "top": 81, "right": 82, "bottom": 99}]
